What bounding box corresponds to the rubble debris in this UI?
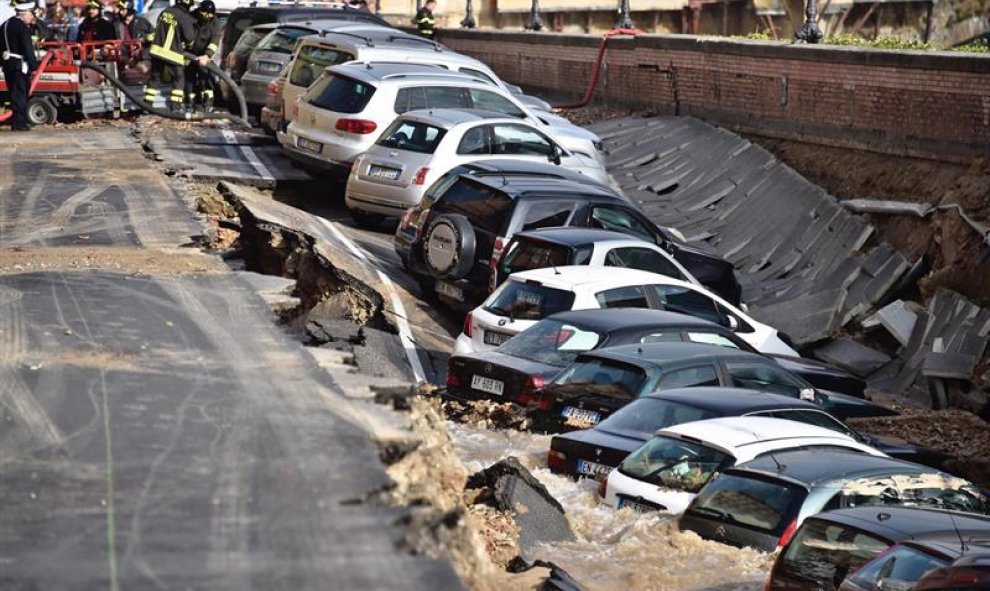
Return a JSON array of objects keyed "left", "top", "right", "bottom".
[
  {"left": 466, "top": 457, "right": 575, "bottom": 557},
  {"left": 841, "top": 199, "right": 935, "bottom": 218},
  {"left": 862, "top": 300, "right": 918, "bottom": 347},
  {"left": 507, "top": 558, "right": 585, "bottom": 591},
  {"left": 812, "top": 338, "right": 892, "bottom": 378},
  {"left": 443, "top": 398, "right": 533, "bottom": 431},
  {"left": 306, "top": 318, "right": 366, "bottom": 348}
]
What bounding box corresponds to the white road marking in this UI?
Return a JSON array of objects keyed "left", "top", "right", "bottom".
[
  {"left": 317, "top": 218, "right": 427, "bottom": 384},
  {"left": 219, "top": 127, "right": 275, "bottom": 183}
]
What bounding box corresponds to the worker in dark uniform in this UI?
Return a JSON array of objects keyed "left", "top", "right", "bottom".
[
  {"left": 184, "top": 0, "right": 218, "bottom": 111},
  {"left": 1, "top": 1, "right": 40, "bottom": 131},
  {"left": 413, "top": 0, "right": 436, "bottom": 38},
  {"left": 30, "top": 5, "right": 54, "bottom": 44},
  {"left": 116, "top": 3, "right": 152, "bottom": 60},
  {"left": 76, "top": 0, "right": 116, "bottom": 41},
  {"left": 145, "top": 0, "right": 199, "bottom": 111}
]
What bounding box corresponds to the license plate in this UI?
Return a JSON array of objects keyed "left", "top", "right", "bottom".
[
  {"left": 437, "top": 281, "right": 463, "bottom": 301},
  {"left": 576, "top": 459, "right": 611, "bottom": 477},
  {"left": 471, "top": 375, "right": 504, "bottom": 396},
  {"left": 297, "top": 137, "right": 321, "bottom": 153},
  {"left": 618, "top": 498, "right": 657, "bottom": 513},
  {"left": 256, "top": 61, "right": 282, "bottom": 73},
  {"left": 561, "top": 406, "right": 601, "bottom": 425},
  {"left": 368, "top": 164, "right": 400, "bottom": 181},
  {"left": 483, "top": 330, "right": 512, "bottom": 346}
]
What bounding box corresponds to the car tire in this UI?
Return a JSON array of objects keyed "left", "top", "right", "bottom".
[
  {"left": 349, "top": 209, "right": 385, "bottom": 228},
  {"left": 422, "top": 214, "right": 476, "bottom": 280},
  {"left": 27, "top": 97, "right": 57, "bottom": 126}
]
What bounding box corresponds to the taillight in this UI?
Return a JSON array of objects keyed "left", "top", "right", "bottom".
[
  {"left": 462, "top": 312, "right": 473, "bottom": 338},
  {"left": 547, "top": 449, "right": 567, "bottom": 473},
  {"left": 266, "top": 79, "right": 279, "bottom": 97},
  {"left": 335, "top": 119, "right": 378, "bottom": 134},
  {"left": 446, "top": 367, "right": 461, "bottom": 388},
  {"left": 488, "top": 236, "right": 507, "bottom": 292},
  {"left": 518, "top": 375, "right": 549, "bottom": 410},
  {"left": 413, "top": 167, "right": 429, "bottom": 185},
  {"left": 776, "top": 519, "right": 799, "bottom": 550}
]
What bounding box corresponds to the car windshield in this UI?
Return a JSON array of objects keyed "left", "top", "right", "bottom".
[
  {"left": 256, "top": 28, "right": 310, "bottom": 54},
  {"left": 618, "top": 435, "right": 729, "bottom": 492},
  {"left": 837, "top": 473, "right": 989, "bottom": 514},
  {"left": 376, "top": 120, "right": 447, "bottom": 155},
  {"left": 483, "top": 280, "right": 576, "bottom": 322},
  {"left": 779, "top": 518, "right": 890, "bottom": 590},
  {"left": 550, "top": 358, "right": 649, "bottom": 401},
  {"left": 305, "top": 74, "right": 375, "bottom": 113},
  {"left": 499, "top": 240, "right": 581, "bottom": 279},
  {"left": 687, "top": 473, "right": 806, "bottom": 534},
  {"left": 289, "top": 45, "right": 353, "bottom": 87},
  {"left": 498, "top": 320, "right": 603, "bottom": 367},
  {"left": 845, "top": 545, "right": 948, "bottom": 591},
  {"left": 597, "top": 398, "right": 719, "bottom": 439}
]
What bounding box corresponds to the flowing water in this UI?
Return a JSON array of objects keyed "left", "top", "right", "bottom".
[{"left": 448, "top": 421, "right": 775, "bottom": 591}]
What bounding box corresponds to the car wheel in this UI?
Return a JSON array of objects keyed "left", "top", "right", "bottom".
[
  {"left": 27, "top": 97, "right": 57, "bottom": 126},
  {"left": 422, "top": 214, "right": 476, "bottom": 280},
  {"left": 349, "top": 209, "right": 385, "bottom": 228}
]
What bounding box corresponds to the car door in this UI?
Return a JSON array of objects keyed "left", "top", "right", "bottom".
[
  {"left": 654, "top": 364, "right": 722, "bottom": 390},
  {"left": 599, "top": 245, "right": 697, "bottom": 284}
]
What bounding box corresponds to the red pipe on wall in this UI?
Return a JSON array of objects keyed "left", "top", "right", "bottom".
[{"left": 553, "top": 28, "right": 642, "bottom": 111}]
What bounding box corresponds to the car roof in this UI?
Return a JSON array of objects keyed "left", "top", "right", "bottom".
[
  {"left": 659, "top": 416, "right": 855, "bottom": 449},
  {"left": 546, "top": 308, "right": 724, "bottom": 332},
  {"left": 513, "top": 227, "right": 646, "bottom": 246},
  {"left": 398, "top": 108, "right": 514, "bottom": 127},
  {"left": 581, "top": 341, "right": 765, "bottom": 368},
  {"left": 464, "top": 174, "right": 621, "bottom": 200},
  {"left": 728, "top": 450, "right": 937, "bottom": 486},
  {"left": 807, "top": 507, "right": 990, "bottom": 542},
  {"left": 509, "top": 264, "right": 691, "bottom": 289},
  {"left": 328, "top": 62, "right": 489, "bottom": 85},
  {"left": 900, "top": 537, "right": 990, "bottom": 561},
  {"left": 644, "top": 387, "right": 821, "bottom": 413},
  {"left": 301, "top": 27, "right": 438, "bottom": 49}
]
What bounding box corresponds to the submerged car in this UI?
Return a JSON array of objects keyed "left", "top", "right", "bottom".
[
  {"left": 679, "top": 450, "right": 988, "bottom": 552},
  {"left": 602, "top": 416, "right": 886, "bottom": 514},
  {"left": 914, "top": 546, "right": 990, "bottom": 591},
  {"left": 843, "top": 539, "right": 990, "bottom": 591},
  {"left": 344, "top": 109, "right": 608, "bottom": 225}
]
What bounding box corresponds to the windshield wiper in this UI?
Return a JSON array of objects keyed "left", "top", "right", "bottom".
[{"left": 690, "top": 506, "right": 737, "bottom": 523}]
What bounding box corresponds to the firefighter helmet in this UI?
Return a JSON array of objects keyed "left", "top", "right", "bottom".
[
  {"left": 84, "top": 0, "right": 102, "bottom": 9},
  {"left": 198, "top": 0, "right": 215, "bottom": 13}
]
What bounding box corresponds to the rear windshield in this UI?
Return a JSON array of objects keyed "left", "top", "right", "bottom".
[
  {"left": 845, "top": 545, "right": 948, "bottom": 591},
  {"left": 551, "top": 357, "right": 649, "bottom": 401},
  {"left": 376, "top": 119, "right": 447, "bottom": 155},
  {"left": 305, "top": 74, "right": 375, "bottom": 113},
  {"left": 686, "top": 473, "right": 806, "bottom": 535},
  {"left": 597, "top": 398, "right": 719, "bottom": 439},
  {"left": 289, "top": 45, "right": 354, "bottom": 87},
  {"left": 499, "top": 239, "right": 587, "bottom": 279},
  {"left": 435, "top": 178, "right": 512, "bottom": 235},
  {"left": 256, "top": 27, "right": 311, "bottom": 54},
  {"left": 484, "top": 280, "right": 575, "bottom": 322},
  {"left": 618, "top": 435, "right": 730, "bottom": 492},
  {"left": 233, "top": 28, "right": 270, "bottom": 57},
  {"left": 498, "top": 319, "right": 603, "bottom": 367},
  {"left": 777, "top": 518, "right": 889, "bottom": 591}
]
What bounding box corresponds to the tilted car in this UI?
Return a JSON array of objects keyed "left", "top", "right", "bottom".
[
  {"left": 602, "top": 416, "right": 886, "bottom": 514},
  {"left": 344, "top": 109, "right": 608, "bottom": 226},
  {"left": 679, "top": 450, "right": 988, "bottom": 552},
  {"left": 914, "top": 546, "right": 990, "bottom": 591},
  {"left": 452, "top": 266, "right": 793, "bottom": 357},
  {"left": 842, "top": 539, "right": 990, "bottom": 591},
  {"left": 393, "top": 161, "right": 740, "bottom": 310},
  {"left": 765, "top": 507, "right": 990, "bottom": 591}
]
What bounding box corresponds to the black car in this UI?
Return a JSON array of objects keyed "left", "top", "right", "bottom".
[
  {"left": 394, "top": 159, "right": 740, "bottom": 310},
  {"left": 765, "top": 507, "right": 990, "bottom": 591},
  {"left": 843, "top": 539, "right": 990, "bottom": 591},
  {"left": 545, "top": 342, "right": 891, "bottom": 423},
  {"left": 446, "top": 309, "right": 875, "bottom": 410},
  {"left": 679, "top": 450, "right": 988, "bottom": 553}
]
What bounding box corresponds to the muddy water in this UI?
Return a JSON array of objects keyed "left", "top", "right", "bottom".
[{"left": 448, "top": 422, "right": 774, "bottom": 591}]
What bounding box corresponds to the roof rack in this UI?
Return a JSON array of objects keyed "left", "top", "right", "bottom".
[
  {"left": 385, "top": 34, "right": 443, "bottom": 51},
  {"left": 319, "top": 29, "right": 375, "bottom": 45},
  {"left": 238, "top": 0, "right": 352, "bottom": 8}
]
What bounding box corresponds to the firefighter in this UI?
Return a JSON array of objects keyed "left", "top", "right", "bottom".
[
  {"left": 145, "top": 0, "right": 200, "bottom": 111},
  {"left": 413, "top": 0, "right": 436, "bottom": 38},
  {"left": 76, "top": 0, "right": 116, "bottom": 41},
  {"left": 184, "top": 0, "right": 218, "bottom": 111},
  {"left": 30, "top": 5, "right": 54, "bottom": 44},
  {"left": 1, "top": 0, "right": 40, "bottom": 131}
]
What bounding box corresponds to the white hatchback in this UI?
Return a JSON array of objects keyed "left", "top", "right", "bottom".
[
  {"left": 452, "top": 266, "right": 797, "bottom": 357},
  {"left": 603, "top": 416, "right": 886, "bottom": 514},
  {"left": 344, "top": 109, "right": 609, "bottom": 224}
]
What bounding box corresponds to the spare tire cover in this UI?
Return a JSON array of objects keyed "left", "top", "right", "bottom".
[{"left": 423, "top": 214, "right": 477, "bottom": 280}]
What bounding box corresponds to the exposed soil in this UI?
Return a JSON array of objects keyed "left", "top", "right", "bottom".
[{"left": 0, "top": 246, "right": 225, "bottom": 275}]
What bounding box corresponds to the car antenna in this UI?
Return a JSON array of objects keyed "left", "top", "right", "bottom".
[
  {"left": 948, "top": 511, "right": 970, "bottom": 553},
  {"left": 544, "top": 251, "right": 560, "bottom": 275}
]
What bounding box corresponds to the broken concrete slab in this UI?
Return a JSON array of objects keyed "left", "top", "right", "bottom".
[
  {"left": 841, "top": 199, "right": 935, "bottom": 218},
  {"left": 466, "top": 457, "right": 574, "bottom": 558},
  {"left": 922, "top": 352, "right": 979, "bottom": 379},
  {"left": 813, "top": 338, "right": 893, "bottom": 378},
  {"left": 864, "top": 300, "right": 919, "bottom": 347}
]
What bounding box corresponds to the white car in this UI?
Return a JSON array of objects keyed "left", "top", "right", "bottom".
[
  {"left": 452, "top": 266, "right": 797, "bottom": 357},
  {"left": 344, "top": 109, "right": 609, "bottom": 224},
  {"left": 603, "top": 416, "right": 886, "bottom": 514}
]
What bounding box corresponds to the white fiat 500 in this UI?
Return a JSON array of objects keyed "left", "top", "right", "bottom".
[
  {"left": 602, "top": 416, "right": 886, "bottom": 515},
  {"left": 344, "top": 109, "right": 609, "bottom": 224},
  {"left": 452, "top": 266, "right": 797, "bottom": 357}
]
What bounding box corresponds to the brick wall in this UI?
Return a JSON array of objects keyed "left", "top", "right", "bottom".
[{"left": 435, "top": 30, "right": 990, "bottom": 161}]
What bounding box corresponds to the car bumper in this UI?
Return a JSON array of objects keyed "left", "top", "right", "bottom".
[
  {"left": 239, "top": 73, "right": 276, "bottom": 107},
  {"left": 260, "top": 106, "right": 281, "bottom": 133},
  {"left": 345, "top": 182, "right": 425, "bottom": 218},
  {"left": 282, "top": 143, "right": 353, "bottom": 177}
]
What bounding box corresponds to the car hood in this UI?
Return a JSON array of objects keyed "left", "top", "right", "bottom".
[{"left": 771, "top": 354, "right": 866, "bottom": 398}]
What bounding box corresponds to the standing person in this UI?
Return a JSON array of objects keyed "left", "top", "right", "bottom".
[
  {"left": 115, "top": 3, "right": 150, "bottom": 42},
  {"left": 413, "top": 0, "right": 436, "bottom": 38},
  {"left": 183, "top": 0, "right": 217, "bottom": 110},
  {"left": 1, "top": 1, "right": 40, "bottom": 131},
  {"left": 30, "top": 5, "right": 53, "bottom": 43},
  {"left": 75, "top": 0, "right": 115, "bottom": 41},
  {"left": 145, "top": 0, "right": 199, "bottom": 111},
  {"left": 66, "top": 4, "right": 81, "bottom": 40},
  {"left": 47, "top": 0, "right": 68, "bottom": 40}
]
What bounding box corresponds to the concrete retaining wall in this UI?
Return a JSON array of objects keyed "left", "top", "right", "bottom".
[{"left": 434, "top": 30, "right": 990, "bottom": 162}]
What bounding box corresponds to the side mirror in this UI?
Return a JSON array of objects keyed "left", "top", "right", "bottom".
[
  {"left": 799, "top": 388, "right": 817, "bottom": 402},
  {"left": 548, "top": 143, "right": 562, "bottom": 166},
  {"left": 724, "top": 315, "right": 739, "bottom": 330}
]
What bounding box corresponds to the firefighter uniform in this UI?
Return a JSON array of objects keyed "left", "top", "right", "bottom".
[
  {"left": 30, "top": 7, "right": 54, "bottom": 44},
  {"left": 1, "top": 1, "right": 40, "bottom": 130},
  {"left": 76, "top": 0, "right": 117, "bottom": 42},
  {"left": 184, "top": 0, "right": 219, "bottom": 109},
  {"left": 116, "top": 5, "right": 153, "bottom": 60},
  {"left": 413, "top": 2, "right": 436, "bottom": 38},
  {"left": 145, "top": 0, "right": 196, "bottom": 110}
]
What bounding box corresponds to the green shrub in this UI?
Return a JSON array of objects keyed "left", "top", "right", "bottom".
[{"left": 951, "top": 39, "right": 990, "bottom": 53}]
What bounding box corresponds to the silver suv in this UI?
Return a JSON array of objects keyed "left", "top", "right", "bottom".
[{"left": 280, "top": 63, "right": 603, "bottom": 177}]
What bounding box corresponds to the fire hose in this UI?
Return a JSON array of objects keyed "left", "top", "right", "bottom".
[
  {"left": 0, "top": 50, "right": 55, "bottom": 123},
  {"left": 553, "top": 28, "right": 642, "bottom": 111}
]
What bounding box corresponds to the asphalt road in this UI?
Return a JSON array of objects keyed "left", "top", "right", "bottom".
[{"left": 0, "top": 126, "right": 463, "bottom": 590}]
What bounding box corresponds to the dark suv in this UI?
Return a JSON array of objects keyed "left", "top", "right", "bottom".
[{"left": 393, "top": 160, "right": 740, "bottom": 310}]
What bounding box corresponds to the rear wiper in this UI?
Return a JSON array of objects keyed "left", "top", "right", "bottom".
[{"left": 690, "top": 506, "right": 737, "bottom": 523}]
